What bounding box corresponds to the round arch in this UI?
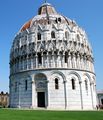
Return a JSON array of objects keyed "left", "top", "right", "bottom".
[
  {"left": 68, "top": 71, "right": 81, "bottom": 82},
  {"left": 50, "top": 70, "right": 66, "bottom": 82},
  {"left": 83, "top": 73, "right": 92, "bottom": 84},
  {"left": 34, "top": 73, "right": 47, "bottom": 81}
]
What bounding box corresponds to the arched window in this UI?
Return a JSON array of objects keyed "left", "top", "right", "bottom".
[
  {"left": 37, "top": 32, "right": 41, "bottom": 40},
  {"left": 51, "top": 31, "right": 55, "bottom": 38},
  {"left": 71, "top": 79, "right": 75, "bottom": 90},
  {"left": 85, "top": 80, "right": 88, "bottom": 91},
  {"left": 38, "top": 53, "right": 42, "bottom": 64},
  {"left": 25, "top": 80, "right": 28, "bottom": 91},
  {"left": 65, "top": 31, "right": 69, "bottom": 39},
  {"left": 55, "top": 78, "right": 59, "bottom": 89},
  {"left": 65, "top": 52, "right": 68, "bottom": 63}
]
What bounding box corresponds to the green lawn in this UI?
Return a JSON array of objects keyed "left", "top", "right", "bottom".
[{"left": 0, "top": 109, "right": 103, "bottom": 120}]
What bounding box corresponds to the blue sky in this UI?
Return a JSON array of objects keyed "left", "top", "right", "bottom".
[{"left": 0, "top": 0, "right": 103, "bottom": 92}]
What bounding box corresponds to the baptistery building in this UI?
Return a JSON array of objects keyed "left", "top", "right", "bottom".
[{"left": 9, "top": 2, "right": 97, "bottom": 110}]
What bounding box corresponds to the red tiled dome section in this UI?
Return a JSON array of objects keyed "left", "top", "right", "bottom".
[
  {"left": 21, "top": 19, "right": 32, "bottom": 32},
  {"left": 20, "top": 3, "right": 58, "bottom": 32}
]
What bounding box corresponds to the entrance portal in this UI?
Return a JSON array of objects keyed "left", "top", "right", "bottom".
[
  {"left": 101, "top": 99, "right": 103, "bottom": 105},
  {"left": 37, "top": 92, "right": 45, "bottom": 107}
]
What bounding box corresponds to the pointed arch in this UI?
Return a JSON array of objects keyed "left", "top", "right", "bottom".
[
  {"left": 52, "top": 24, "right": 58, "bottom": 30},
  {"left": 37, "top": 24, "right": 43, "bottom": 31}
]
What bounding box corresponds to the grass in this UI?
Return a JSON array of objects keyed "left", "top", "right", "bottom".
[{"left": 0, "top": 109, "right": 103, "bottom": 120}]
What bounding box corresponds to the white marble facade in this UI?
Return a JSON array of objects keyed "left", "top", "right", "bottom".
[{"left": 9, "top": 2, "right": 97, "bottom": 110}]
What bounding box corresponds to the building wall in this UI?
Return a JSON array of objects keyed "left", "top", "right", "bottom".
[
  {"left": 10, "top": 69, "right": 97, "bottom": 110},
  {"left": 10, "top": 74, "right": 32, "bottom": 108},
  {"left": 9, "top": 2, "right": 97, "bottom": 110}
]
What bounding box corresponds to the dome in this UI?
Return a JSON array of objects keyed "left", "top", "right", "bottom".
[
  {"left": 9, "top": 2, "right": 97, "bottom": 110},
  {"left": 20, "top": 2, "right": 75, "bottom": 32},
  {"left": 10, "top": 2, "right": 94, "bottom": 75}
]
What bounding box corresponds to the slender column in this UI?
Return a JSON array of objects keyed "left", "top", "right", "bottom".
[
  {"left": 18, "top": 81, "right": 21, "bottom": 108},
  {"left": 47, "top": 52, "right": 49, "bottom": 68},
  {"left": 52, "top": 51, "right": 55, "bottom": 68},
  {"left": 41, "top": 52, "right": 44, "bottom": 68},
  {"left": 90, "top": 82, "right": 94, "bottom": 109},
  {"left": 89, "top": 58, "right": 92, "bottom": 72},
  {"left": 31, "top": 55, "right": 34, "bottom": 69},
  {"left": 60, "top": 53, "right": 63, "bottom": 67},
  {"left": 27, "top": 56, "right": 29, "bottom": 70},
  {"left": 84, "top": 55, "right": 86, "bottom": 70},
  {"left": 79, "top": 81, "right": 83, "bottom": 110},
  {"left": 35, "top": 53, "right": 38, "bottom": 68},
  {"left": 20, "top": 58, "right": 22, "bottom": 71},
  {"left": 62, "top": 52, "right": 65, "bottom": 68},
  {"left": 71, "top": 52, "right": 73, "bottom": 68},
  {"left": 77, "top": 53, "right": 80, "bottom": 69},
  {"left": 80, "top": 54, "right": 84, "bottom": 70},
  {"left": 87, "top": 56, "right": 91, "bottom": 71},
  {"left": 90, "top": 58, "right": 94, "bottom": 72},
  {"left": 25, "top": 57, "right": 27, "bottom": 70},
  {"left": 68, "top": 52, "right": 72, "bottom": 68},
  {"left": 28, "top": 58, "right": 31, "bottom": 69},
  {"left": 57, "top": 52, "right": 59, "bottom": 68},
  {"left": 46, "top": 80, "right": 49, "bottom": 109},
  {"left": 44, "top": 53, "right": 46, "bottom": 68},
  {"left": 55, "top": 52, "right": 57, "bottom": 68},
  {"left": 85, "top": 56, "right": 88, "bottom": 70},
  {"left": 58, "top": 52, "right": 61, "bottom": 68},
  {"left": 22, "top": 57, "right": 24, "bottom": 70},
  {"left": 31, "top": 74, "right": 36, "bottom": 108},
  {"left": 75, "top": 53, "right": 78, "bottom": 69},
  {"left": 72, "top": 52, "right": 76, "bottom": 68},
  {"left": 45, "top": 80, "right": 49, "bottom": 108},
  {"left": 64, "top": 80, "right": 67, "bottom": 109},
  {"left": 21, "top": 59, "right": 23, "bottom": 70},
  {"left": 33, "top": 57, "right": 35, "bottom": 68},
  {"left": 50, "top": 53, "right": 52, "bottom": 68},
  {"left": 67, "top": 52, "right": 70, "bottom": 68}
]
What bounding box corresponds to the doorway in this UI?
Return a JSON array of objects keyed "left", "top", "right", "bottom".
[
  {"left": 101, "top": 99, "right": 103, "bottom": 105},
  {"left": 37, "top": 92, "right": 45, "bottom": 107}
]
